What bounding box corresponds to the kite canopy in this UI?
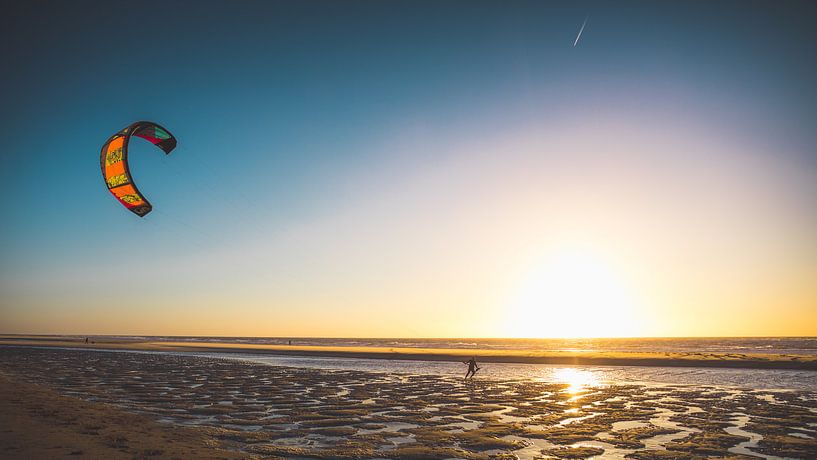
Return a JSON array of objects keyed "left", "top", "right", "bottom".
[{"left": 100, "top": 121, "right": 177, "bottom": 217}]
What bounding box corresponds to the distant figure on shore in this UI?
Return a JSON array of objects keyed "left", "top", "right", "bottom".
[
  {"left": 288, "top": 340, "right": 292, "bottom": 346},
  {"left": 84, "top": 337, "right": 89, "bottom": 344},
  {"left": 463, "top": 357, "right": 480, "bottom": 379}
]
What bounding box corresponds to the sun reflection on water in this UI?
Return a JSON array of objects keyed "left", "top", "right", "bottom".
[{"left": 551, "top": 367, "right": 600, "bottom": 393}]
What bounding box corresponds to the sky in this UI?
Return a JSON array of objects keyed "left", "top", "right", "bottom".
[{"left": 1, "top": 0, "right": 816, "bottom": 338}]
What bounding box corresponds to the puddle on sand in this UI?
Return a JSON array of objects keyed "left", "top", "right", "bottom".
[{"left": 725, "top": 413, "right": 782, "bottom": 460}]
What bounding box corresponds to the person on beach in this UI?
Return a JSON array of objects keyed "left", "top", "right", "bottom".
[{"left": 463, "top": 357, "right": 480, "bottom": 379}]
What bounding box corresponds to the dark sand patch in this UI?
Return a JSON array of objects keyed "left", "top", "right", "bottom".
[
  {"left": 541, "top": 445, "right": 605, "bottom": 458},
  {"left": 0, "top": 373, "right": 244, "bottom": 459}
]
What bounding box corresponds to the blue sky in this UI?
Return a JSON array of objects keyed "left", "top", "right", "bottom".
[{"left": 1, "top": 1, "right": 816, "bottom": 336}]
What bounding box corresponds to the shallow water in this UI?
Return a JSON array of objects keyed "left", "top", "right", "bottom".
[{"left": 221, "top": 352, "right": 817, "bottom": 391}]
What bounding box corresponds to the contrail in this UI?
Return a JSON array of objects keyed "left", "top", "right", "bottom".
[{"left": 573, "top": 16, "right": 588, "bottom": 47}]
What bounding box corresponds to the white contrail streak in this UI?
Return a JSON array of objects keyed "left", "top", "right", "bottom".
[{"left": 573, "top": 16, "right": 588, "bottom": 47}]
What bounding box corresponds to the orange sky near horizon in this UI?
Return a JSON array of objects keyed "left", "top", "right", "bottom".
[{"left": 3, "top": 116, "right": 816, "bottom": 338}]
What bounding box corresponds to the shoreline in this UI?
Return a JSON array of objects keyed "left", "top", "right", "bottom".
[{"left": 2, "top": 336, "right": 816, "bottom": 370}]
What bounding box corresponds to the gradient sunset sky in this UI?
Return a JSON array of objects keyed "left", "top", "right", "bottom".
[{"left": 1, "top": 0, "right": 815, "bottom": 337}]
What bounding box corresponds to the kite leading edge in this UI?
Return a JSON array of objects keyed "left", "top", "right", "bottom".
[{"left": 100, "top": 121, "right": 177, "bottom": 217}]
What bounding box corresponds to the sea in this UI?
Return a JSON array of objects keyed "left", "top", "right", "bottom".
[{"left": 98, "top": 336, "right": 817, "bottom": 355}]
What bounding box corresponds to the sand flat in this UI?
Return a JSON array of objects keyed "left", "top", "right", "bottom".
[
  {"left": 2, "top": 345, "right": 816, "bottom": 459},
  {"left": 0, "top": 373, "right": 245, "bottom": 459}
]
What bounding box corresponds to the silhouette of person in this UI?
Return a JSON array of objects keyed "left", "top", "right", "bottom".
[
  {"left": 84, "top": 337, "right": 89, "bottom": 344},
  {"left": 463, "top": 357, "right": 480, "bottom": 379}
]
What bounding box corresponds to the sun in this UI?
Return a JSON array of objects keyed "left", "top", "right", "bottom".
[{"left": 502, "top": 247, "right": 643, "bottom": 338}]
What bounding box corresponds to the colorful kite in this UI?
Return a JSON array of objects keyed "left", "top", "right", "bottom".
[{"left": 100, "top": 121, "right": 177, "bottom": 217}]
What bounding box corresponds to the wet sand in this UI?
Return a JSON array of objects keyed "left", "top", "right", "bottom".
[
  {"left": 0, "top": 373, "right": 243, "bottom": 459},
  {"left": 2, "top": 346, "right": 816, "bottom": 459},
  {"left": 2, "top": 335, "right": 816, "bottom": 370}
]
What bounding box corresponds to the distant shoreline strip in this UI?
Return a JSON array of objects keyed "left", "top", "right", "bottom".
[{"left": 1, "top": 339, "right": 816, "bottom": 371}]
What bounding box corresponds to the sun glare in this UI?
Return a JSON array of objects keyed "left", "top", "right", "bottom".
[
  {"left": 551, "top": 367, "right": 600, "bottom": 393},
  {"left": 502, "top": 247, "right": 643, "bottom": 338}
]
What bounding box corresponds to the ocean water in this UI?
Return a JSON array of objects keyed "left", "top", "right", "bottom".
[
  {"left": 93, "top": 335, "right": 817, "bottom": 355},
  {"left": 213, "top": 352, "right": 817, "bottom": 391}
]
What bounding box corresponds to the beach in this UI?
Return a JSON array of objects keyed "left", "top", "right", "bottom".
[{"left": 1, "top": 343, "right": 816, "bottom": 459}]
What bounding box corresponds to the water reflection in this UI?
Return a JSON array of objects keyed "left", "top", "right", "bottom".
[
  {"left": 192, "top": 351, "right": 817, "bottom": 391},
  {"left": 550, "top": 367, "right": 601, "bottom": 393}
]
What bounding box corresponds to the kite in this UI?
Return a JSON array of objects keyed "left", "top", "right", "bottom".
[{"left": 100, "top": 121, "right": 177, "bottom": 217}]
